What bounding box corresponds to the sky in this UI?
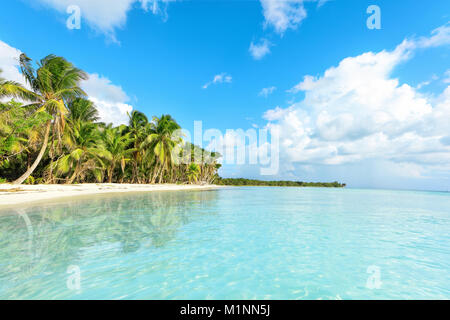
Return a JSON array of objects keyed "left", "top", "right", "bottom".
[{"left": 0, "top": 0, "right": 449, "bottom": 191}]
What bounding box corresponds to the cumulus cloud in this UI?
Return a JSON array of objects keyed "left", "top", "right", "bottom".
[
  {"left": 202, "top": 73, "right": 232, "bottom": 89},
  {"left": 81, "top": 74, "right": 133, "bottom": 125},
  {"left": 259, "top": 86, "right": 277, "bottom": 97},
  {"left": 34, "top": 0, "right": 175, "bottom": 41},
  {"left": 263, "top": 24, "right": 450, "bottom": 178},
  {"left": 0, "top": 40, "right": 133, "bottom": 126},
  {"left": 249, "top": 39, "right": 272, "bottom": 60}
]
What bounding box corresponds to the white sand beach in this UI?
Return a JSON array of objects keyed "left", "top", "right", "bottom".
[{"left": 0, "top": 183, "right": 221, "bottom": 210}]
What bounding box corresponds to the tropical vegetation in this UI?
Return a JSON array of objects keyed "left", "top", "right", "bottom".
[
  {"left": 0, "top": 54, "right": 221, "bottom": 185},
  {"left": 217, "top": 178, "right": 346, "bottom": 188}
]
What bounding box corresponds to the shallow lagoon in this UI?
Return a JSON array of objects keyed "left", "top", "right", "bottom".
[{"left": 0, "top": 187, "right": 449, "bottom": 299}]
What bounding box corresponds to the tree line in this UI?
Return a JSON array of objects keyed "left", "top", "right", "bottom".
[
  {"left": 0, "top": 54, "right": 221, "bottom": 185},
  {"left": 216, "top": 178, "right": 345, "bottom": 188}
]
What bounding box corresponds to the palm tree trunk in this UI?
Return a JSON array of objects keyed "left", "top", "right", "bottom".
[
  {"left": 13, "top": 121, "right": 51, "bottom": 185},
  {"left": 151, "top": 162, "right": 160, "bottom": 184},
  {"left": 132, "top": 151, "right": 139, "bottom": 183},
  {"left": 27, "top": 152, "right": 31, "bottom": 170},
  {"left": 157, "top": 161, "right": 165, "bottom": 184},
  {"left": 68, "top": 161, "right": 80, "bottom": 184},
  {"left": 48, "top": 125, "right": 56, "bottom": 184},
  {"left": 132, "top": 163, "right": 136, "bottom": 183},
  {"left": 108, "top": 163, "right": 115, "bottom": 183}
]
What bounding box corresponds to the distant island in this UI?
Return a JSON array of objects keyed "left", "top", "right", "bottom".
[{"left": 216, "top": 178, "right": 346, "bottom": 188}]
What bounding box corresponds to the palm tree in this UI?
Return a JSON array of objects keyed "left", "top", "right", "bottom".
[
  {"left": 127, "top": 111, "right": 149, "bottom": 183},
  {"left": 186, "top": 163, "right": 200, "bottom": 184},
  {"left": 67, "top": 98, "right": 99, "bottom": 123},
  {"left": 143, "top": 115, "right": 181, "bottom": 183},
  {"left": 57, "top": 121, "right": 110, "bottom": 183},
  {"left": 9, "top": 54, "right": 88, "bottom": 184},
  {"left": 102, "top": 125, "right": 135, "bottom": 183}
]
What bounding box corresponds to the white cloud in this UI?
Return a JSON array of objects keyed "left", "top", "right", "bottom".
[
  {"left": 254, "top": 1, "right": 330, "bottom": 60},
  {"left": 260, "top": 0, "right": 307, "bottom": 34},
  {"left": 416, "top": 23, "right": 450, "bottom": 48},
  {"left": 263, "top": 24, "right": 450, "bottom": 177},
  {"left": 416, "top": 74, "right": 438, "bottom": 89},
  {"left": 317, "top": 0, "right": 330, "bottom": 8},
  {"left": 34, "top": 0, "right": 175, "bottom": 41},
  {"left": 259, "top": 86, "right": 277, "bottom": 97},
  {"left": 263, "top": 106, "right": 292, "bottom": 121},
  {"left": 444, "top": 69, "right": 450, "bottom": 84},
  {"left": 141, "top": 0, "right": 176, "bottom": 15},
  {"left": 249, "top": 39, "right": 272, "bottom": 60},
  {"left": 0, "top": 40, "right": 133, "bottom": 126},
  {"left": 0, "top": 41, "right": 25, "bottom": 84},
  {"left": 202, "top": 73, "right": 232, "bottom": 89},
  {"left": 81, "top": 74, "right": 133, "bottom": 125}
]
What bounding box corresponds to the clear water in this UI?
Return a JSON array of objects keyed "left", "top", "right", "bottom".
[{"left": 0, "top": 187, "right": 449, "bottom": 300}]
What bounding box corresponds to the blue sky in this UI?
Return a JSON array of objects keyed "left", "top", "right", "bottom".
[{"left": 0, "top": 0, "right": 449, "bottom": 190}]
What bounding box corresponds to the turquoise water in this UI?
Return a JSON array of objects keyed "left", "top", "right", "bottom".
[{"left": 0, "top": 187, "right": 449, "bottom": 299}]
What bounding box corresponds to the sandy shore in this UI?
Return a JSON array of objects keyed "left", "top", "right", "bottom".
[{"left": 0, "top": 183, "right": 222, "bottom": 210}]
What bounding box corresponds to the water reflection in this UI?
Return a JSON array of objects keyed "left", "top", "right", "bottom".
[{"left": 0, "top": 190, "right": 219, "bottom": 298}]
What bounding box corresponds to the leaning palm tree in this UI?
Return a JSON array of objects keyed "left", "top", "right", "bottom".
[
  {"left": 143, "top": 115, "right": 181, "bottom": 183},
  {"left": 8, "top": 54, "right": 88, "bottom": 184}
]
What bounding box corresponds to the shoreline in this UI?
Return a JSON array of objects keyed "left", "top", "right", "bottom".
[{"left": 0, "top": 183, "right": 222, "bottom": 211}]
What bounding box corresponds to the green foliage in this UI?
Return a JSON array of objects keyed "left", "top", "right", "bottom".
[
  {"left": 1, "top": 60, "right": 222, "bottom": 185},
  {"left": 1, "top": 54, "right": 89, "bottom": 184},
  {"left": 67, "top": 98, "right": 99, "bottom": 122},
  {"left": 0, "top": 100, "right": 50, "bottom": 158},
  {"left": 24, "top": 175, "right": 35, "bottom": 185},
  {"left": 187, "top": 163, "right": 200, "bottom": 184}
]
